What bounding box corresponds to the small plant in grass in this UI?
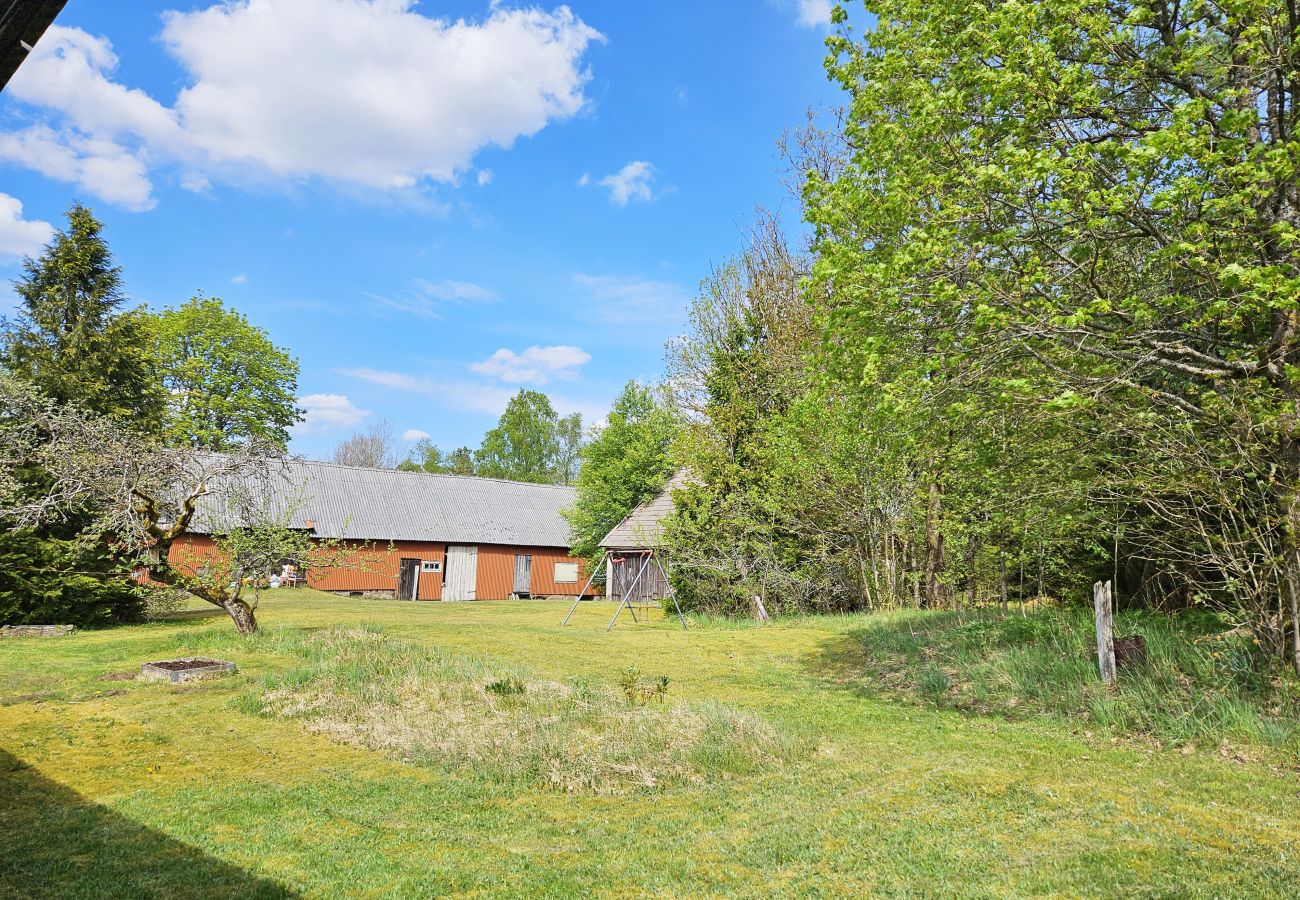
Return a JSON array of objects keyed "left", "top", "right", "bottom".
[
  {"left": 617, "top": 666, "right": 670, "bottom": 705},
  {"left": 485, "top": 676, "right": 525, "bottom": 698}
]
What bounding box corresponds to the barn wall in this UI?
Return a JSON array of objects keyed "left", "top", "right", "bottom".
[
  {"left": 475, "top": 545, "right": 589, "bottom": 599},
  {"left": 310, "top": 540, "right": 446, "bottom": 599},
  {"left": 165, "top": 536, "right": 448, "bottom": 599}
]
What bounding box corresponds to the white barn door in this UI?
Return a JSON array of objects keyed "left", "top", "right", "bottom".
[{"left": 443, "top": 545, "right": 478, "bottom": 601}]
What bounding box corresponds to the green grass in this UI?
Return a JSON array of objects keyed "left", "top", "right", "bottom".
[
  {"left": 827, "top": 605, "right": 1300, "bottom": 752},
  {"left": 2, "top": 590, "right": 1299, "bottom": 897}
]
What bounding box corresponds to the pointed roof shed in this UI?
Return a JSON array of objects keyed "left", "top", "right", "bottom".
[{"left": 600, "top": 471, "right": 691, "bottom": 551}]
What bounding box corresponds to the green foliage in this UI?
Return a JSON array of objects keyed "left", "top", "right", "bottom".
[
  {"left": 0, "top": 205, "right": 156, "bottom": 627},
  {"left": 0, "top": 529, "right": 144, "bottom": 626},
  {"left": 616, "top": 665, "right": 671, "bottom": 705},
  {"left": 795, "top": 0, "right": 1300, "bottom": 663},
  {"left": 474, "top": 389, "right": 580, "bottom": 484},
  {"left": 1, "top": 204, "right": 160, "bottom": 424},
  {"left": 564, "top": 381, "right": 677, "bottom": 563},
  {"left": 398, "top": 439, "right": 476, "bottom": 476},
  {"left": 150, "top": 295, "right": 302, "bottom": 450},
  {"left": 484, "top": 675, "right": 525, "bottom": 697}
]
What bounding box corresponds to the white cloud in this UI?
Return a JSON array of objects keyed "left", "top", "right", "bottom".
[
  {"left": 0, "top": 125, "right": 155, "bottom": 211},
  {"left": 796, "top": 0, "right": 834, "bottom": 27},
  {"left": 401, "top": 428, "right": 430, "bottom": 442},
  {"left": 0, "top": 194, "right": 54, "bottom": 261},
  {"left": 336, "top": 367, "right": 435, "bottom": 393},
  {"left": 476, "top": 169, "right": 493, "bottom": 187},
  {"left": 295, "top": 393, "right": 369, "bottom": 433},
  {"left": 593, "top": 160, "right": 656, "bottom": 206},
  {"left": 470, "top": 345, "right": 591, "bottom": 385},
  {"left": 3, "top": 5, "right": 602, "bottom": 207},
  {"left": 369, "top": 277, "right": 498, "bottom": 319},
  {"left": 230, "top": 272, "right": 247, "bottom": 284},
  {"left": 415, "top": 279, "right": 498, "bottom": 302},
  {"left": 573, "top": 273, "right": 691, "bottom": 324},
  {"left": 340, "top": 367, "right": 518, "bottom": 415},
  {"left": 339, "top": 365, "right": 604, "bottom": 421}
]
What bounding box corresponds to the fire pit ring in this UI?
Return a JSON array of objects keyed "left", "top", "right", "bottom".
[{"left": 139, "top": 657, "right": 237, "bottom": 683}]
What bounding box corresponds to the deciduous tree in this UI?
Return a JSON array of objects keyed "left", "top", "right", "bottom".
[{"left": 151, "top": 295, "right": 302, "bottom": 450}]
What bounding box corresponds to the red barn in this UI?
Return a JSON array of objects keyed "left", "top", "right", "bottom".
[{"left": 169, "top": 459, "right": 588, "bottom": 601}]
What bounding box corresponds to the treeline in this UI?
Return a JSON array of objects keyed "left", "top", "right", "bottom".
[
  {"left": 618, "top": 0, "right": 1300, "bottom": 675},
  {"left": 332, "top": 390, "right": 585, "bottom": 486},
  {"left": 0, "top": 205, "right": 301, "bottom": 625}
]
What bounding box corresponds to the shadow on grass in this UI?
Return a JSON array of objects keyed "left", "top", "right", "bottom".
[
  {"left": 802, "top": 608, "right": 987, "bottom": 696},
  {"left": 153, "top": 607, "right": 228, "bottom": 623},
  {"left": 0, "top": 749, "right": 294, "bottom": 899}
]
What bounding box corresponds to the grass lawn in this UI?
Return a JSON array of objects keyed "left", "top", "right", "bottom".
[{"left": 2, "top": 590, "right": 1299, "bottom": 897}]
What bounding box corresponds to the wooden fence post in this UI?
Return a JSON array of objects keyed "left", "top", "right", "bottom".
[{"left": 1094, "top": 579, "right": 1116, "bottom": 685}]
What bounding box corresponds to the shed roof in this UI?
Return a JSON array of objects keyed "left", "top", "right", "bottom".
[
  {"left": 191, "top": 458, "right": 576, "bottom": 548},
  {"left": 600, "top": 472, "right": 690, "bottom": 550}
]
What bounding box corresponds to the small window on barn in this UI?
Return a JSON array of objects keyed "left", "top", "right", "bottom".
[{"left": 554, "top": 562, "right": 579, "bottom": 583}]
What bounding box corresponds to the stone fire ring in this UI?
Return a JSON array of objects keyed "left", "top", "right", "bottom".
[{"left": 139, "top": 657, "right": 237, "bottom": 683}]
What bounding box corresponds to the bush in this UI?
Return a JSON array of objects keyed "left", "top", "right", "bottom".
[{"left": 0, "top": 529, "right": 145, "bottom": 627}]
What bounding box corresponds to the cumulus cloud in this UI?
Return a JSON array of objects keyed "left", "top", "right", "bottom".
[
  {"left": 795, "top": 0, "right": 834, "bottom": 27},
  {"left": 470, "top": 345, "right": 591, "bottom": 385},
  {"left": 573, "top": 273, "right": 691, "bottom": 324},
  {"left": 230, "top": 272, "right": 247, "bottom": 284},
  {"left": 0, "top": 194, "right": 54, "bottom": 261},
  {"left": 401, "top": 428, "right": 430, "bottom": 442},
  {"left": 295, "top": 393, "right": 369, "bottom": 433},
  {"left": 0, "top": 126, "right": 156, "bottom": 211},
  {"left": 3, "top": 3, "right": 602, "bottom": 207},
  {"left": 476, "top": 169, "right": 493, "bottom": 187},
  {"left": 591, "top": 160, "right": 656, "bottom": 206}
]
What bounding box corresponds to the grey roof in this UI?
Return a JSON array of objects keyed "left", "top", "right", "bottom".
[
  {"left": 191, "top": 458, "right": 576, "bottom": 547},
  {"left": 600, "top": 472, "right": 691, "bottom": 550}
]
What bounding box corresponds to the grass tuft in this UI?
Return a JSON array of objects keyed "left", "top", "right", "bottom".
[
  {"left": 826, "top": 605, "right": 1300, "bottom": 750},
  {"left": 248, "top": 625, "right": 805, "bottom": 794}
]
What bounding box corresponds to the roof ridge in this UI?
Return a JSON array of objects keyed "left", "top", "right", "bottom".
[{"left": 298, "top": 457, "right": 576, "bottom": 491}]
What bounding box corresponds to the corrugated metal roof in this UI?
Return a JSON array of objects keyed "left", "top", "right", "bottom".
[
  {"left": 191, "top": 458, "right": 576, "bottom": 547},
  {"left": 600, "top": 471, "right": 690, "bottom": 550}
]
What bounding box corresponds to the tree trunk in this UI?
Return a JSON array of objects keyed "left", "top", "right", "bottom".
[
  {"left": 922, "top": 479, "right": 944, "bottom": 609},
  {"left": 965, "top": 533, "right": 978, "bottom": 608},
  {"left": 148, "top": 553, "right": 260, "bottom": 635},
  {"left": 222, "top": 597, "right": 259, "bottom": 635}
]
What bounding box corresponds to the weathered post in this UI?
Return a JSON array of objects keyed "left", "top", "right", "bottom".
[{"left": 1093, "top": 579, "right": 1116, "bottom": 684}]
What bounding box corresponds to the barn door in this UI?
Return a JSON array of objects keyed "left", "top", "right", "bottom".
[
  {"left": 397, "top": 558, "right": 420, "bottom": 600},
  {"left": 513, "top": 554, "right": 532, "bottom": 596},
  {"left": 444, "top": 545, "right": 478, "bottom": 601}
]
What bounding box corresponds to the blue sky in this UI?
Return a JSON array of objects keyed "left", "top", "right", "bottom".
[{"left": 0, "top": 0, "right": 846, "bottom": 459}]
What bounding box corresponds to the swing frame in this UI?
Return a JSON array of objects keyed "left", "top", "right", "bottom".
[{"left": 561, "top": 549, "right": 688, "bottom": 631}]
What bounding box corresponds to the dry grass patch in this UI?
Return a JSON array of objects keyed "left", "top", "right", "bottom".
[{"left": 247, "top": 626, "right": 804, "bottom": 793}]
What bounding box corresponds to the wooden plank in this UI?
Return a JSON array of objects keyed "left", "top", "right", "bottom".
[{"left": 1094, "top": 579, "right": 1116, "bottom": 684}]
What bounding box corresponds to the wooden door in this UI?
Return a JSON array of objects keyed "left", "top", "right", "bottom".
[
  {"left": 513, "top": 554, "right": 532, "bottom": 596},
  {"left": 397, "top": 558, "right": 420, "bottom": 600},
  {"left": 443, "top": 545, "right": 478, "bottom": 601}
]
